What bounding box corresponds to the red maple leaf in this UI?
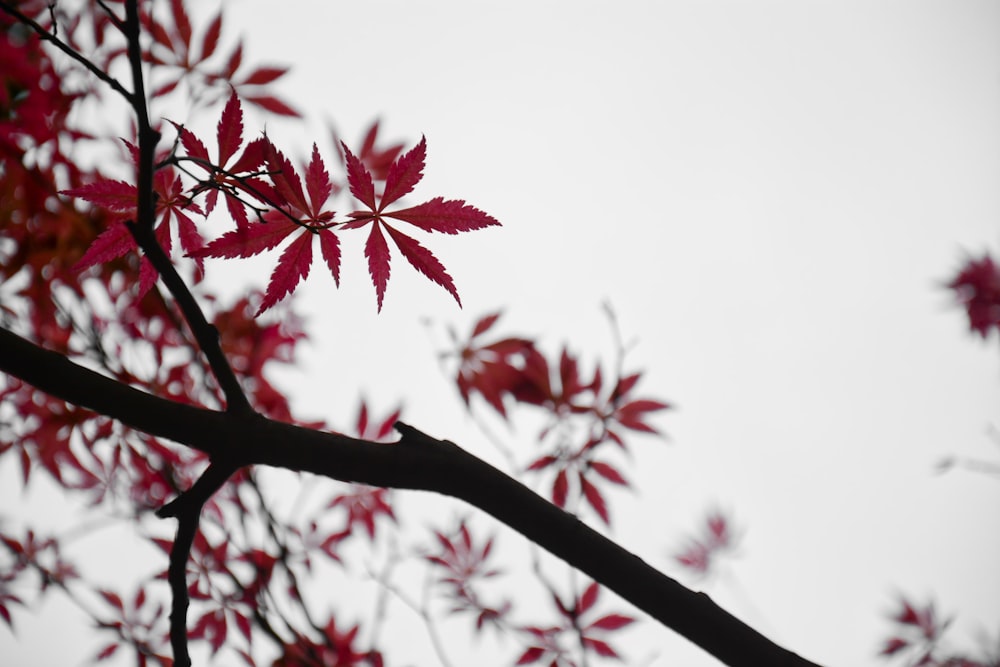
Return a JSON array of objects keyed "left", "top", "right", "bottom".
[
  {"left": 192, "top": 141, "right": 339, "bottom": 315},
  {"left": 341, "top": 137, "right": 500, "bottom": 310},
  {"left": 63, "top": 161, "right": 205, "bottom": 296},
  {"left": 170, "top": 91, "right": 268, "bottom": 227}
]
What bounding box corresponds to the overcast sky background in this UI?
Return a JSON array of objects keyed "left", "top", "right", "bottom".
[{"left": 3, "top": 1, "right": 1000, "bottom": 666}]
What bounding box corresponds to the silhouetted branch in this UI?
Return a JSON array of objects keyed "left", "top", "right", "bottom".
[
  {"left": 118, "top": 0, "right": 253, "bottom": 416},
  {"left": 156, "top": 463, "right": 238, "bottom": 667},
  {"left": 0, "top": 326, "right": 823, "bottom": 667}
]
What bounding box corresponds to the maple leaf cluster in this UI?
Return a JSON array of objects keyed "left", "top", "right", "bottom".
[
  {"left": 451, "top": 311, "right": 669, "bottom": 524},
  {"left": 67, "top": 90, "right": 499, "bottom": 314}
]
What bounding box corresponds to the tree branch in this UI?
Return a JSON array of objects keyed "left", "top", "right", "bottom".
[
  {"left": 157, "top": 463, "right": 239, "bottom": 667},
  {"left": 119, "top": 0, "right": 252, "bottom": 416},
  {"left": 0, "top": 326, "right": 823, "bottom": 667}
]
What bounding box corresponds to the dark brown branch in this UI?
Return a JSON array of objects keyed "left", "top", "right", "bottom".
[
  {"left": 0, "top": 326, "right": 823, "bottom": 667},
  {"left": 157, "top": 463, "right": 239, "bottom": 667},
  {"left": 119, "top": 0, "right": 252, "bottom": 416}
]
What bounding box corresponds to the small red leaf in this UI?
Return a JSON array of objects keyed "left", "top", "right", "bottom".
[
  {"left": 224, "top": 41, "right": 244, "bottom": 78},
  {"left": 318, "top": 229, "right": 341, "bottom": 286},
  {"left": 198, "top": 13, "right": 222, "bottom": 62},
  {"left": 515, "top": 647, "right": 546, "bottom": 665},
  {"left": 95, "top": 643, "right": 119, "bottom": 661},
  {"left": 579, "top": 582, "right": 600, "bottom": 614},
  {"left": 193, "top": 219, "right": 298, "bottom": 259},
  {"left": 170, "top": 0, "right": 192, "bottom": 49},
  {"left": 383, "top": 224, "right": 460, "bottom": 306},
  {"left": 343, "top": 143, "right": 377, "bottom": 210},
  {"left": 171, "top": 122, "right": 210, "bottom": 162},
  {"left": 552, "top": 469, "right": 568, "bottom": 508},
  {"left": 615, "top": 399, "right": 671, "bottom": 434},
  {"left": 73, "top": 222, "right": 135, "bottom": 272},
  {"left": 472, "top": 312, "right": 501, "bottom": 337},
  {"left": 98, "top": 590, "right": 124, "bottom": 611},
  {"left": 245, "top": 94, "right": 298, "bottom": 117},
  {"left": 365, "top": 223, "right": 391, "bottom": 311},
  {"left": 62, "top": 180, "right": 137, "bottom": 212},
  {"left": 526, "top": 455, "right": 558, "bottom": 471},
  {"left": 265, "top": 143, "right": 309, "bottom": 213},
  {"left": 241, "top": 66, "right": 289, "bottom": 86},
  {"left": 582, "top": 637, "right": 618, "bottom": 658},
  {"left": 257, "top": 230, "right": 313, "bottom": 315},
  {"left": 304, "top": 143, "right": 333, "bottom": 213},
  {"left": 586, "top": 613, "right": 634, "bottom": 631},
  {"left": 381, "top": 136, "right": 426, "bottom": 208},
  {"left": 580, "top": 475, "right": 609, "bottom": 524},
  {"left": 217, "top": 91, "right": 244, "bottom": 165},
  {"left": 386, "top": 197, "right": 500, "bottom": 234},
  {"left": 589, "top": 461, "right": 628, "bottom": 486}
]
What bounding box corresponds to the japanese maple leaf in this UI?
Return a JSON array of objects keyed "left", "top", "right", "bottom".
[
  {"left": 341, "top": 136, "right": 500, "bottom": 311},
  {"left": 64, "top": 164, "right": 205, "bottom": 296},
  {"left": 170, "top": 91, "right": 268, "bottom": 228},
  {"left": 192, "top": 142, "right": 339, "bottom": 315},
  {"left": 454, "top": 312, "right": 537, "bottom": 417}
]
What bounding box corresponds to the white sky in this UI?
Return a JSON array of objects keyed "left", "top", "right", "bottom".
[{"left": 3, "top": 1, "right": 999, "bottom": 666}]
